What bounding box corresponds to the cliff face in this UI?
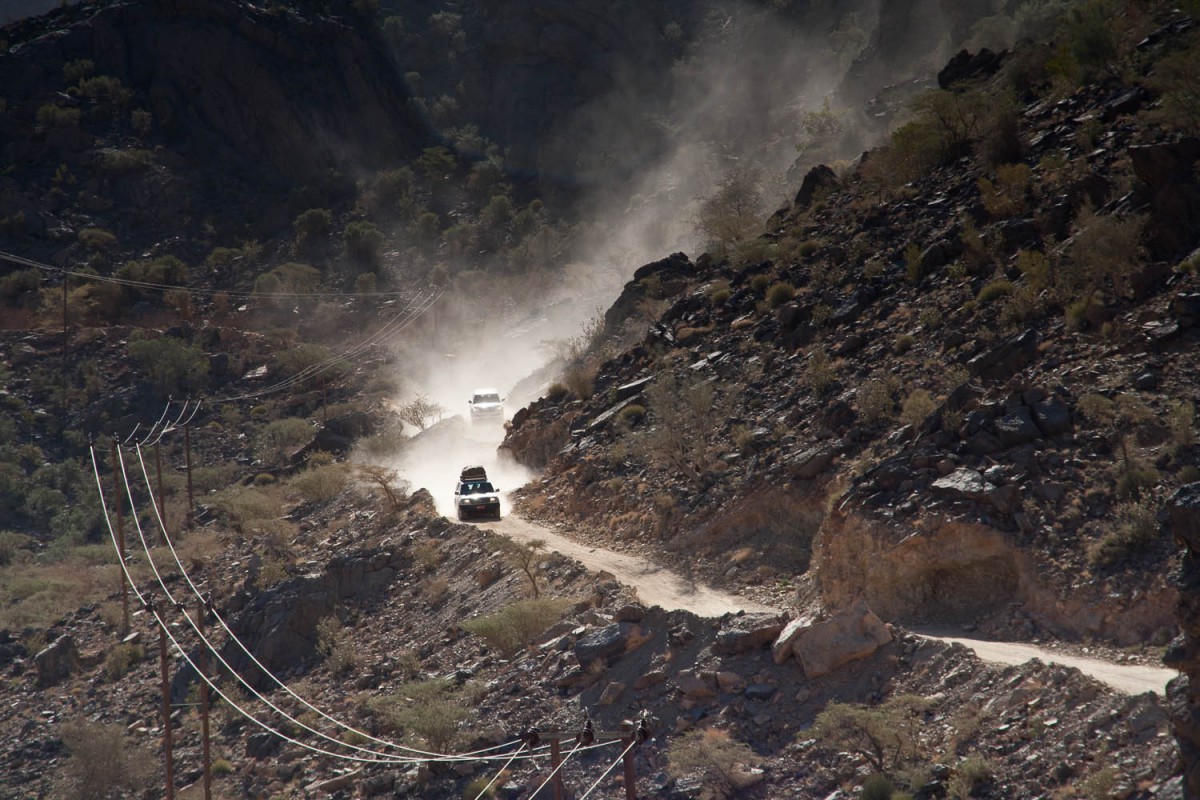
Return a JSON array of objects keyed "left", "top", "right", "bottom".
[{"left": 0, "top": 0, "right": 432, "bottom": 184}]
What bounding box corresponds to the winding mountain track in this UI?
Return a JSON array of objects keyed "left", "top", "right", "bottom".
[
  {"left": 483, "top": 514, "right": 778, "bottom": 617},
  {"left": 479, "top": 511, "right": 1179, "bottom": 696}
]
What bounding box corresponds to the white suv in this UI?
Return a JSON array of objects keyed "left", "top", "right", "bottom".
[{"left": 468, "top": 388, "right": 504, "bottom": 425}]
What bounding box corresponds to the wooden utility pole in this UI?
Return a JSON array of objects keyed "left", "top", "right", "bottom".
[
  {"left": 184, "top": 422, "right": 194, "bottom": 531},
  {"left": 60, "top": 278, "right": 68, "bottom": 419},
  {"left": 197, "top": 600, "right": 212, "bottom": 800},
  {"left": 622, "top": 736, "right": 637, "bottom": 800},
  {"left": 548, "top": 739, "right": 566, "bottom": 800},
  {"left": 154, "top": 442, "right": 166, "bottom": 545},
  {"left": 111, "top": 438, "right": 129, "bottom": 635},
  {"left": 156, "top": 610, "right": 176, "bottom": 800}
]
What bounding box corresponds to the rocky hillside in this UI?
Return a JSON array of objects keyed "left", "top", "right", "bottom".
[
  {"left": 499, "top": 3, "right": 1200, "bottom": 793},
  {"left": 1, "top": 1, "right": 1199, "bottom": 799},
  {"left": 0, "top": 0, "right": 434, "bottom": 262}
]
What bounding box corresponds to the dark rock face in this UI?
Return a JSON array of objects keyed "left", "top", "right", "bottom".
[
  {"left": 1166, "top": 483, "right": 1200, "bottom": 797},
  {"left": 937, "top": 48, "right": 1007, "bottom": 90},
  {"left": 1130, "top": 138, "right": 1200, "bottom": 260},
  {"left": 603, "top": 252, "right": 693, "bottom": 337},
  {"left": 794, "top": 164, "right": 839, "bottom": 211},
  {"left": 215, "top": 546, "right": 404, "bottom": 691},
  {"left": 0, "top": 0, "right": 432, "bottom": 184}
]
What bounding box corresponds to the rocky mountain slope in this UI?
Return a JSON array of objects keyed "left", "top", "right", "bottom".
[{"left": 0, "top": 0, "right": 1198, "bottom": 799}]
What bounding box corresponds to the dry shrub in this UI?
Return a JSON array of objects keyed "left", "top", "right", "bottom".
[
  {"left": 1089, "top": 499, "right": 1159, "bottom": 568},
  {"left": 317, "top": 616, "right": 358, "bottom": 675},
  {"left": 1076, "top": 393, "right": 1115, "bottom": 425},
  {"left": 367, "top": 678, "right": 468, "bottom": 752},
  {"left": 57, "top": 719, "right": 154, "bottom": 800},
  {"left": 461, "top": 597, "right": 574, "bottom": 657},
  {"left": 901, "top": 389, "right": 937, "bottom": 430},
  {"left": 667, "top": 728, "right": 761, "bottom": 800},
  {"left": 104, "top": 642, "right": 145, "bottom": 680},
  {"left": 977, "top": 163, "right": 1031, "bottom": 218},
  {"left": 858, "top": 375, "right": 900, "bottom": 425},
  {"left": 1169, "top": 399, "right": 1195, "bottom": 450},
  {"left": 412, "top": 540, "right": 444, "bottom": 572},
  {"left": 211, "top": 485, "right": 283, "bottom": 533},
  {"left": 1064, "top": 208, "right": 1147, "bottom": 299},
  {"left": 289, "top": 462, "right": 350, "bottom": 503},
  {"left": 804, "top": 346, "right": 838, "bottom": 397}
]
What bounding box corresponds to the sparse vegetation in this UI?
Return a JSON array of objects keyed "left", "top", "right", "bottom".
[
  {"left": 57, "top": 719, "right": 154, "bottom": 800},
  {"left": 461, "top": 597, "right": 573, "bottom": 656},
  {"left": 317, "top": 615, "right": 358, "bottom": 674},
  {"left": 667, "top": 728, "right": 761, "bottom": 800}
]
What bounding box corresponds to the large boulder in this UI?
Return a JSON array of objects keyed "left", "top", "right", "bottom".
[
  {"left": 34, "top": 635, "right": 80, "bottom": 687},
  {"left": 712, "top": 613, "right": 786, "bottom": 655},
  {"left": 790, "top": 599, "right": 891, "bottom": 678}
]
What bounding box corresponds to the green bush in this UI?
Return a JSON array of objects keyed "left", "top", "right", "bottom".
[
  {"left": 36, "top": 104, "right": 80, "bottom": 129},
  {"left": 977, "top": 279, "right": 1014, "bottom": 305},
  {"left": 78, "top": 227, "right": 117, "bottom": 251},
  {"left": 893, "top": 334, "right": 916, "bottom": 355},
  {"left": 104, "top": 642, "right": 144, "bottom": 680},
  {"left": 619, "top": 403, "right": 646, "bottom": 426},
  {"left": 126, "top": 336, "right": 210, "bottom": 399},
  {"left": 294, "top": 208, "right": 333, "bottom": 248},
  {"left": 344, "top": 220, "right": 384, "bottom": 265},
  {"left": 812, "top": 695, "right": 930, "bottom": 774},
  {"left": 273, "top": 343, "right": 348, "bottom": 385},
  {"left": 862, "top": 774, "right": 895, "bottom": 800},
  {"left": 766, "top": 281, "right": 796, "bottom": 309},
  {"left": 1089, "top": 500, "right": 1158, "bottom": 567},
  {"left": 461, "top": 598, "right": 573, "bottom": 656},
  {"left": 62, "top": 59, "right": 94, "bottom": 84},
  {"left": 367, "top": 677, "right": 468, "bottom": 751},
  {"left": 97, "top": 148, "right": 154, "bottom": 174}
]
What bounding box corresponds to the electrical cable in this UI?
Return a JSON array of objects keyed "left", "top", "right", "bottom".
[
  {"left": 575, "top": 737, "right": 639, "bottom": 800},
  {"left": 470, "top": 744, "right": 524, "bottom": 800},
  {"left": 145, "top": 400, "right": 191, "bottom": 446},
  {"left": 0, "top": 249, "right": 423, "bottom": 299},
  {"left": 206, "top": 288, "right": 440, "bottom": 404},
  {"left": 121, "top": 443, "right": 544, "bottom": 763},
  {"left": 526, "top": 738, "right": 584, "bottom": 800}
]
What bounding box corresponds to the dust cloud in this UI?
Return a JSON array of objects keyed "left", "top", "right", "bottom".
[{"left": 375, "top": 0, "right": 966, "bottom": 516}]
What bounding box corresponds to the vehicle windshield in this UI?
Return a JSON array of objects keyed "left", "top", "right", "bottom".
[
  {"left": 461, "top": 481, "right": 495, "bottom": 494},
  {"left": 474, "top": 393, "right": 501, "bottom": 403}
]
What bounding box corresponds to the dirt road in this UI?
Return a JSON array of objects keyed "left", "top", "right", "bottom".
[
  {"left": 484, "top": 514, "right": 779, "bottom": 617},
  {"left": 479, "top": 512, "right": 1178, "bottom": 696}
]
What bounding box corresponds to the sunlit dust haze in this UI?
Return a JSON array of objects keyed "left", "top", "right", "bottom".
[{"left": 376, "top": 0, "right": 968, "bottom": 515}]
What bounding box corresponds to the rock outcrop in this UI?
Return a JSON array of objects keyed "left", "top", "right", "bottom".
[{"left": 1165, "top": 483, "right": 1200, "bottom": 795}]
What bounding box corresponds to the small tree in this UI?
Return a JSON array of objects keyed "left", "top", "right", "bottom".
[
  {"left": 397, "top": 395, "right": 445, "bottom": 431},
  {"left": 500, "top": 537, "right": 546, "bottom": 597},
  {"left": 126, "top": 337, "right": 210, "bottom": 400},
  {"left": 356, "top": 463, "right": 408, "bottom": 509},
  {"left": 634, "top": 373, "right": 718, "bottom": 489},
  {"left": 695, "top": 170, "right": 764, "bottom": 251},
  {"left": 344, "top": 220, "right": 384, "bottom": 266},
  {"left": 812, "top": 695, "right": 931, "bottom": 775}
]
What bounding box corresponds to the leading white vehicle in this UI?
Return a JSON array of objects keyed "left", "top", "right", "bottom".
[{"left": 468, "top": 388, "right": 504, "bottom": 425}]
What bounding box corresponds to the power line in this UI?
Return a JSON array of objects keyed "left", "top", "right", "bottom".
[
  {"left": 0, "top": 248, "right": 426, "bottom": 299},
  {"left": 576, "top": 738, "right": 639, "bottom": 800},
  {"left": 107, "top": 443, "right": 550, "bottom": 765},
  {"left": 206, "top": 288, "right": 440, "bottom": 403}
]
